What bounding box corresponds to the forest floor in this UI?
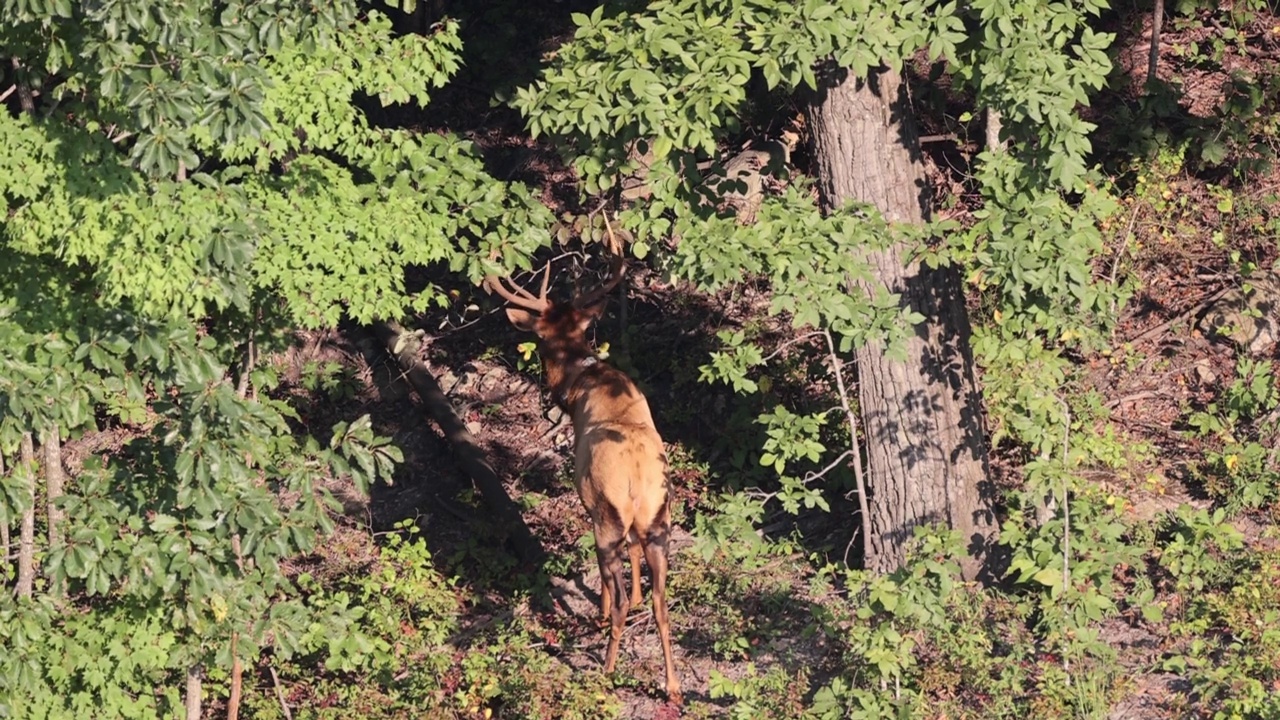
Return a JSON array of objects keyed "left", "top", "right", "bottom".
[{"left": 252, "top": 4, "right": 1280, "bottom": 718}]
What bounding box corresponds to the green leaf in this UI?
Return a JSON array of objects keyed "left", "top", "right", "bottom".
[{"left": 1031, "top": 567, "right": 1061, "bottom": 587}]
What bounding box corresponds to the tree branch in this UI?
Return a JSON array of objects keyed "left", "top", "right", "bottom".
[
  {"left": 270, "top": 665, "right": 294, "bottom": 720},
  {"left": 761, "top": 331, "right": 824, "bottom": 363},
  {"left": 822, "top": 329, "right": 871, "bottom": 569}
]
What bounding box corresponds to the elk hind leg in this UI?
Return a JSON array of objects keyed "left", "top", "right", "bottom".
[
  {"left": 594, "top": 522, "right": 630, "bottom": 673},
  {"left": 642, "top": 519, "right": 682, "bottom": 704}
]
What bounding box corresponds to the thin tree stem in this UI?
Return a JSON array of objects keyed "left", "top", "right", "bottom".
[
  {"left": 823, "top": 329, "right": 872, "bottom": 569},
  {"left": 227, "top": 535, "right": 245, "bottom": 720},
  {"left": 0, "top": 448, "right": 9, "bottom": 572},
  {"left": 16, "top": 432, "right": 36, "bottom": 599},
  {"left": 270, "top": 665, "right": 294, "bottom": 720},
  {"left": 236, "top": 341, "right": 256, "bottom": 400},
  {"left": 185, "top": 665, "right": 203, "bottom": 720},
  {"left": 43, "top": 425, "right": 65, "bottom": 555},
  {"left": 1147, "top": 0, "right": 1164, "bottom": 86},
  {"left": 1059, "top": 396, "right": 1072, "bottom": 679}
]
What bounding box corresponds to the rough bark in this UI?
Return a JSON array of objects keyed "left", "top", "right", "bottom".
[
  {"left": 43, "top": 426, "right": 64, "bottom": 553},
  {"left": 1147, "top": 0, "right": 1164, "bottom": 86},
  {"left": 985, "top": 108, "right": 1004, "bottom": 152},
  {"left": 373, "top": 321, "right": 546, "bottom": 567},
  {"left": 185, "top": 665, "right": 202, "bottom": 720},
  {"left": 808, "top": 65, "right": 996, "bottom": 577},
  {"left": 16, "top": 432, "right": 36, "bottom": 598},
  {"left": 9, "top": 57, "right": 35, "bottom": 114}
]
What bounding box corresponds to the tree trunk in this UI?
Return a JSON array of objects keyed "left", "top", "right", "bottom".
[
  {"left": 43, "top": 426, "right": 64, "bottom": 551},
  {"left": 185, "top": 664, "right": 203, "bottom": 720},
  {"left": 985, "top": 108, "right": 1004, "bottom": 152},
  {"left": 16, "top": 432, "right": 36, "bottom": 598},
  {"left": 808, "top": 64, "right": 995, "bottom": 577},
  {"left": 1147, "top": 0, "right": 1164, "bottom": 87}
]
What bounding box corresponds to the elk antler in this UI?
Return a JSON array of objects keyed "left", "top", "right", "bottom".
[
  {"left": 484, "top": 263, "right": 552, "bottom": 313},
  {"left": 573, "top": 255, "right": 626, "bottom": 309}
]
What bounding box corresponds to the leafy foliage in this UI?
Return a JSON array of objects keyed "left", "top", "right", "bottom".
[
  {"left": 0, "top": 1, "right": 551, "bottom": 716},
  {"left": 1187, "top": 358, "right": 1280, "bottom": 513},
  {"left": 4, "top": 0, "right": 1279, "bottom": 716}
]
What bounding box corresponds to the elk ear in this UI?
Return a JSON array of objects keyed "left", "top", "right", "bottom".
[
  {"left": 506, "top": 308, "right": 538, "bottom": 332},
  {"left": 576, "top": 302, "right": 606, "bottom": 332}
]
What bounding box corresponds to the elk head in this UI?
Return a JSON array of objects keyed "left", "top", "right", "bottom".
[{"left": 484, "top": 258, "right": 626, "bottom": 404}]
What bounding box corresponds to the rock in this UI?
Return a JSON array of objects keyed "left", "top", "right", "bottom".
[
  {"left": 1193, "top": 359, "right": 1217, "bottom": 385},
  {"left": 438, "top": 368, "right": 459, "bottom": 393},
  {"left": 1199, "top": 271, "right": 1280, "bottom": 355}
]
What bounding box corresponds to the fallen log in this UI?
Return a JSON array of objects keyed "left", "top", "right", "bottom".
[{"left": 373, "top": 320, "right": 545, "bottom": 568}]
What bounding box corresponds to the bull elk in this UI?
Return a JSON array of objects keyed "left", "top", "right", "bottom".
[{"left": 485, "top": 257, "right": 682, "bottom": 705}]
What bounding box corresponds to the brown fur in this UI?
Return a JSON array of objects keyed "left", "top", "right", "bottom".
[{"left": 492, "top": 269, "right": 682, "bottom": 705}]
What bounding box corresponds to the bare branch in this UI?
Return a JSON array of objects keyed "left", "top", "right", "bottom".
[
  {"left": 801, "top": 449, "right": 854, "bottom": 485},
  {"left": 760, "top": 331, "right": 825, "bottom": 363},
  {"left": 270, "top": 665, "right": 294, "bottom": 720},
  {"left": 822, "top": 329, "right": 871, "bottom": 569}
]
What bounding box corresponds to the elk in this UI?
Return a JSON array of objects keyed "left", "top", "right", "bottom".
[{"left": 485, "top": 257, "right": 682, "bottom": 705}]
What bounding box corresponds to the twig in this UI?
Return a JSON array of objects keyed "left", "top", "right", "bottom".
[
  {"left": 430, "top": 494, "right": 477, "bottom": 524},
  {"left": 823, "top": 329, "right": 872, "bottom": 569},
  {"left": 269, "top": 665, "right": 294, "bottom": 720},
  {"left": 1105, "top": 390, "right": 1163, "bottom": 410},
  {"left": 1108, "top": 205, "right": 1141, "bottom": 324},
  {"left": 373, "top": 320, "right": 546, "bottom": 567},
  {"left": 0, "top": 84, "right": 14, "bottom": 103},
  {"left": 227, "top": 633, "right": 242, "bottom": 720},
  {"left": 761, "top": 331, "right": 825, "bottom": 363},
  {"left": 538, "top": 410, "right": 571, "bottom": 441},
  {"left": 803, "top": 449, "right": 855, "bottom": 486},
  {"left": 985, "top": 108, "right": 1004, "bottom": 152},
  {"left": 1128, "top": 287, "right": 1231, "bottom": 344}
]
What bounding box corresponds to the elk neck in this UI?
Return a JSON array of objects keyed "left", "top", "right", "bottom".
[{"left": 539, "top": 339, "right": 599, "bottom": 411}]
